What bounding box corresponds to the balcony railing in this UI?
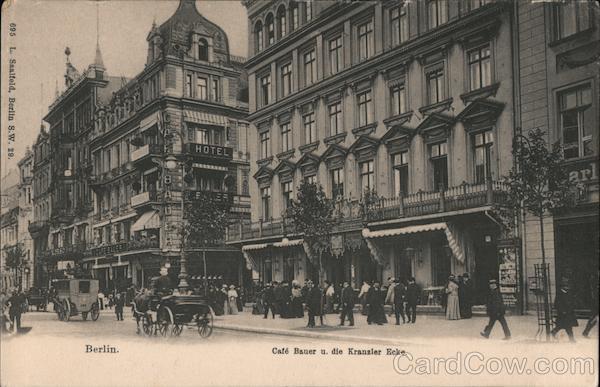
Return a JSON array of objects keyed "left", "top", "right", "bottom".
[
  {"left": 226, "top": 180, "right": 509, "bottom": 242},
  {"left": 366, "top": 180, "right": 509, "bottom": 223},
  {"left": 131, "top": 144, "right": 161, "bottom": 162},
  {"left": 130, "top": 191, "right": 159, "bottom": 207}
]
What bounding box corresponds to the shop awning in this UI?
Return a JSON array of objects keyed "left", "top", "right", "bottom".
[
  {"left": 241, "top": 243, "right": 269, "bottom": 251},
  {"left": 192, "top": 163, "right": 229, "bottom": 171},
  {"left": 362, "top": 222, "right": 465, "bottom": 263},
  {"left": 184, "top": 110, "right": 228, "bottom": 127},
  {"left": 140, "top": 112, "right": 159, "bottom": 133},
  {"left": 272, "top": 239, "right": 304, "bottom": 248},
  {"left": 131, "top": 211, "right": 160, "bottom": 232},
  {"left": 362, "top": 222, "right": 447, "bottom": 239}
]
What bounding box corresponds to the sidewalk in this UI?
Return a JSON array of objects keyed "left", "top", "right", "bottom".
[{"left": 212, "top": 308, "right": 592, "bottom": 346}]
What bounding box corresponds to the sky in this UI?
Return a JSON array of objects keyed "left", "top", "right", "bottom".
[{"left": 0, "top": 0, "right": 248, "bottom": 179}]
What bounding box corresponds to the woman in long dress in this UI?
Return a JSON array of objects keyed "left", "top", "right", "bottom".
[
  {"left": 445, "top": 275, "right": 461, "bottom": 320},
  {"left": 227, "top": 285, "right": 238, "bottom": 315},
  {"left": 290, "top": 281, "right": 304, "bottom": 318}
]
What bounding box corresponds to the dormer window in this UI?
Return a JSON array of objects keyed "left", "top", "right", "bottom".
[{"left": 198, "top": 38, "right": 209, "bottom": 61}]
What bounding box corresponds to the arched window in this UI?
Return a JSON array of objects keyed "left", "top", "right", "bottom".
[
  {"left": 198, "top": 38, "right": 209, "bottom": 61},
  {"left": 290, "top": 1, "right": 299, "bottom": 31},
  {"left": 277, "top": 6, "right": 287, "bottom": 39},
  {"left": 266, "top": 13, "right": 275, "bottom": 46},
  {"left": 255, "top": 21, "right": 264, "bottom": 52}
]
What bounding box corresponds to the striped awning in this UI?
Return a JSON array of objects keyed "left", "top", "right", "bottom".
[
  {"left": 140, "top": 113, "right": 159, "bottom": 133},
  {"left": 242, "top": 243, "right": 269, "bottom": 252},
  {"left": 192, "top": 163, "right": 229, "bottom": 171},
  {"left": 272, "top": 239, "right": 304, "bottom": 248},
  {"left": 131, "top": 211, "right": 160, "bottom": 232},
  {"left": 184, "top": 110, "right": 228, "bottom": 127}
]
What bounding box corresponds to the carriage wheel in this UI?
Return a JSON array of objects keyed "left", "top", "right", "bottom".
[
  {"left": 141, "top": 315, "right": 153, "bottom": 336},
  {"left": 172, "top": 323, "right": 183, "bottom": 337},
  {"left": 82, "top": 312, "right": 88, "bottom": 321},
  {"left": 157, "top": 307, "right": 173, "bottom": 337},
  {"left": 197, "top": 311, "right": 213, "bottom": 338},
  {"left": 63, "top": 301, "right": 71, "bottom": 322},
  {"left": 90, "top": 304, "right": 100, "bottom": 321}
]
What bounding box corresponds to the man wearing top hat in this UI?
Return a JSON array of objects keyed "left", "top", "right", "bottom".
[
  {"left": 480, "top": 279, "right": 511, "bottom": 340},
  {"left": 551, "top": 279, "right": 578, "bottom": 342}
]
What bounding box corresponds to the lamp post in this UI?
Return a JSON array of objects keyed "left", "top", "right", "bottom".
[{"left": 165, "top": 154, "right": 189, "bottom": 291}]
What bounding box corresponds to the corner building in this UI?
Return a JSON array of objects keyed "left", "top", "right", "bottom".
[
  {"left": 233, "top": 0, "right": 520, "bottom": 308},
  {"left": 34, "top": 0, "right": 250, "bottom": 290}
]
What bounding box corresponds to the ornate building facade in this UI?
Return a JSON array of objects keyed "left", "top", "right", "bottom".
[{"left": 31, "top": 0, "right": 250, "bottom": 291}]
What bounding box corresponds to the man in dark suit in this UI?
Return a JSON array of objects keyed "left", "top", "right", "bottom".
[
  {"left": 459, "top": 273, "right": 473, "bottom": 319},
  {"left": 273, "top": 281, "right": 284, "bottom": 316},
  {"left": 393, "top": 279, "right": 407, "bottom": 325},
  {"left": 405, "top": 277, "right": 419, "bottom": 323},
  {"left": 306, "top": 280, "right": 323, "bottom": 328},
  {"left": 339, "top": 281, "right": 355, "bottom": 326},
  {"left": 480, "top": 279, "right": 511, "bottom": 340},
  {"left": 551, "top": 280, "right": 578, "bottom": 342},
  {"left": 262, "top": 283, "right": 275, "bottom": 319}
]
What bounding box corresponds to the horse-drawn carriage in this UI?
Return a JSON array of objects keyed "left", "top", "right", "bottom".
[
  {"left": 52, "top": 279, "right": 100, "bottom": 321},
  {"left": 133, "top": 293, "right": 213, "bottom": 338},
  {"left": 26, "top": 287, "right": 48, "bottom": 311}
]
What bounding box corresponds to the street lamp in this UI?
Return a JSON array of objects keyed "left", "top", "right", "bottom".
[{"left": 165, "top": 154, "right": 189, "bottom": 291}]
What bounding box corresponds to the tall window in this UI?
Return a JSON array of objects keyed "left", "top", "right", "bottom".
[
  {"left": 329, "top": 36, "right": 343, "bottom": 75},
  {"left": 473, "top": 131, "right": 494, "bottom": 184},
  {"left": 259, "top": 131, "right": 270, "bottom": 159},
  {"left": 428, "top": 0, "right": 448, "bottom": 29},
  {"left": 303, "top": 50, "right": 316, "bottom": 86},
  {"left": 358, "top": 20, "right": 374, "bottom": 61},
  {"left": 195, "top": 128, "right": 209, "bottom": 144},
  {"left": 554, "top": 2, "right": 590, "bottom": 40},
  {"left": 291, "top": 2, "right": 299, "bottom": 31},
  {"left": 186, "top": 74, "right": 193, "bottom": 97},
  {"left": 390, "top": 83, "right": 406, "bottom": 116},
  {"left": 357, "top": 90, "right": 373, "bottom": 127},
  {"left": 393, "top": 151, "right": 409, "bottom": 196},
  {"left": 282, "top": 181, "right": 293, "bottom": 210},
  {"left": 560, "top": 86, "right": 594, "bottom": 159},
  {"left": 331, "top": 168, "right": 344, "bottom": 199},
  {"left": 303, "top": 112, "right": 316, "bottom": 144},
  {"left": 261, "top": 187, "right": 271, "bottom": 220},
  {"left": 391, "top": 5, "right": 409, "bottom": 46},
  {"left": 212, "top": 78, "right": 220, "bottom": 101},
  {"left": 198, "top": 38, "right": 208, "bottom": 61},
  {"left": 281, "top": 123, "right": 291, "bottom": 152},
  {"left": 277, "top": 6, "right": 287, "bottom": 39},
  {"left": 426, "top": 66, "right": 445, "bottom": 104},
  {"left": 305, "top": 175, "right": 317, "bottom": 185},
  {"left": 430, "top": 142, "right": 448, "bottom": 191},
  {"left": 266, "top": 14, "right": 275, "bottom": 45},
  {"left": 260, "top": 74, "right": 271, "bottom": 106},
  {"left": 359, "top": 160, "right": 375, "bottom": 193},
  {"left": 255, "top": 22, "right": 264, "bottom": 52},
  {"left": 196, "top": 77, "right": 207, "bottom": 100},
  {"left": 469, "top": 0, "right": 491, "bottom": 10},
  {"left": 329, "top": 102, "right": 343, "bottom": 136},
  {"left": 281, "top": 63, "right": 292, "bottom": 97},
  {"left": 468, "top": 45, "right": 491, "bottom": 91},
  {"left": 305, "top": 1, "right": 313, "bottom": 22}
]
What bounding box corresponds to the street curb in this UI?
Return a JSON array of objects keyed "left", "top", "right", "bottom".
[{"left": 214, "top": 323, "right": 424, "bottom": 347}]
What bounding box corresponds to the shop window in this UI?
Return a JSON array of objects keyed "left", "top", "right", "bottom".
[
  {"left": 559, "top": 85, "right": 595, "bottom": 159},
  {"left": 430, "top": 142, "right": 448, "bottom": 191}
]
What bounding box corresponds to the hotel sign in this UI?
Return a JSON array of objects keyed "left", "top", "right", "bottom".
[{"left": 187, "top": 143, "right": 233, "bottom": 161}]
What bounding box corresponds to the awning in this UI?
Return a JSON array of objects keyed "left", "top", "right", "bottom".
[
  {"left": 131, "top": 211, "right": 160, "bottom": 232},
  {"left": 192, "top": 163, "right": 228, "bottom": 171},
  {"left": 362, "top": 222, "right": 465, "bottom": 263},
  {"left": 241, "top": 243, "right": 269, "bottom": 252},
  {"left": 92, "top": 261, "right": 129, "bottom": 270},
  {"left": 184, "top": 110, "right": 228, "bottom": 127},
  {"left": 93, "top": 212, "right": 138, "bottom": 229},
  {"left": 140, "top": 113, "right": 159, "bottom": 133},
  {"left": 272, "top": 239, "right": 304, "bottom": 248}
]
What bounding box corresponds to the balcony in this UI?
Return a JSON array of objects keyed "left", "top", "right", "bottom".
[
  {"left": 366, "top": 180, "right": 509, "bottom": 223},
  {"left": 227, "top": 217, "right": 296, "bottom": 242},
  {"left": 130, "top": 191, "right": 160, "bottom": 208},
  {"left": 28, "top": 220, "right": 50, "bottom": 235},
  {"left": 131, "top": 144, "right": 161, "bottom": 163}
]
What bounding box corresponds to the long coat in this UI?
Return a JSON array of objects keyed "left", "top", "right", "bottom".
[
  {"left": 406, "top": 283, "right": 419, "bottom": 305},
  {"left": 366, "top": 287, "right": 387, "bottom": 324},
  {"left": 486, "top": 288, "right": 506, "bottom": 318},
  {"left": 306, "top": 287, "right": 322, "bottom": 316},
  {"left": 554, "top": 290, "right": 578, "bottom": 328}
]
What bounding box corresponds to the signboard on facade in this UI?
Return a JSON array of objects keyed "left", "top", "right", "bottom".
[
  {"left": 498, "top": 244, "right": 519, "bottom": 307},
  {"left": 186, "top": 143, "right": 233, "bottom": 161}
]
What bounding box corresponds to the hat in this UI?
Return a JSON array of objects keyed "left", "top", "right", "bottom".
[
  {"left": 222, "top": 284, "right": 227, "bottom": 288},
  {"left": 488, "top": 279, "right": 497, "bottom": 284},
  {"left": 229, "top": 285, "right": 235, "bottom": 289}
]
